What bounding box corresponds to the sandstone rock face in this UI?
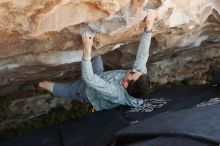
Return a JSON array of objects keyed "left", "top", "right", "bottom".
[{"left": 0, "top": 0, "right": 220, "bottom": 130}]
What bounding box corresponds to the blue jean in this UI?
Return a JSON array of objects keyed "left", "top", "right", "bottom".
[{"left": 53, "top": 56, "right": 104, "bottom": 103}]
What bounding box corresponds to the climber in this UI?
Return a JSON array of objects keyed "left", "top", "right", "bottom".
[{"left": 23, "top": 9, "right": 157, "bottom": 111}]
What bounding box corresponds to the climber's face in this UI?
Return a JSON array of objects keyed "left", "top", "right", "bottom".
[{"left": 121, "top": 69, "right": 142, "bottom": 89}]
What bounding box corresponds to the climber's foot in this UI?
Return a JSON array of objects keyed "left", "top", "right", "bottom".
[{"left": 20, "top": 82, "right": 46, "bottom": 93}]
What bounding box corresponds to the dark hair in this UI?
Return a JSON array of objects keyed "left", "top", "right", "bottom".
[{"left": 127, "top": 74, "right": 151, "bottom": 99}]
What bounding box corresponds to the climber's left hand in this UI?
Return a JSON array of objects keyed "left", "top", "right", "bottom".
[{"left": 144, "top": 9, "right": 157, "bottom": 31}]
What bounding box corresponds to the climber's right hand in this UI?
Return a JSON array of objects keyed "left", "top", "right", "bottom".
[{"left": 81, "top": 32, "right": 95, "bottom": 60}]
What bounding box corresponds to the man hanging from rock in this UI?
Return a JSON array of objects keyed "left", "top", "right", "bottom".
[{"left": 24, "top": 10, "right": 157, "bottom": 111}]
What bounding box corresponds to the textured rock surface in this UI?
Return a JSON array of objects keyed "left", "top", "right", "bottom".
[
  {"left": 0, "top": 93, "right": 72, "bottom": 131},
  {"left": 1, "top": 0, "right": 220, "bottom": 93},
  {"left": 0, "top": 0, "right": 220, "bottom": 131}
]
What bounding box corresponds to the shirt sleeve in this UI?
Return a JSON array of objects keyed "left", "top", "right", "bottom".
[
  {"left": 81, "top": 59, "right": 119, "bottom": 99},
  {"left": 132, "top": 32, "right": 152, "bottom": 74}
]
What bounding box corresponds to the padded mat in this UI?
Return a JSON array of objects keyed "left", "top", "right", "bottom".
[{"left": 117, "top": 104, "right": 220, "bottom": 144}]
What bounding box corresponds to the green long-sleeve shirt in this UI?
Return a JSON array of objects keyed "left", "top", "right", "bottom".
[{"left": 82, "top": 32, "right": 152, "bottom": 111}]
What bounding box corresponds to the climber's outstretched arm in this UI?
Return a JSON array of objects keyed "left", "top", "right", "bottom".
[{"left": 132, "top": 9, "right": 157, "bottom": 74}]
